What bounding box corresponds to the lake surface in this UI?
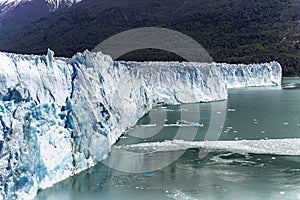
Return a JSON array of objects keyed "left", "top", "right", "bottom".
[{"left": 36, "top": 78, "right": 300, "bottom": 200}]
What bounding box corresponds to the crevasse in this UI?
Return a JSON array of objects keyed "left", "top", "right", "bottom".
[{"left": 0, "top": 50, "right": 281, "bottom": 199}]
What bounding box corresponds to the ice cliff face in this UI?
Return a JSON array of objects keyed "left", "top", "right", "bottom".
[
  {"left": 221, "top": 62, "right": 282, "bottom": 88},
  {"left": 0, "top": 50, "right": 281, "bottom": 199}
]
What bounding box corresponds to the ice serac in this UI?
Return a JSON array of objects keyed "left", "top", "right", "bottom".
[{"left": 0, "top": 50, "right": 281, "bottom": 199}]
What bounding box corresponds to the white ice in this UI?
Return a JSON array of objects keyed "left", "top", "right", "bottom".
[{"left": 0, "top": 50, "right": 282, "bottom": 199}]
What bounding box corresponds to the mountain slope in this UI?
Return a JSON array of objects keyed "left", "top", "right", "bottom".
[
  {"left": 0, "top": 0, "right": 81, "bottom": 32},
  {"left": 0, "top": 0, "right": 81, "bottom": 16},
  {"left": 0, "top": 0, "right": 26, "bottom": 17},
  {"left": 0, "top": 0, "right": 299, "bottom": 76}
]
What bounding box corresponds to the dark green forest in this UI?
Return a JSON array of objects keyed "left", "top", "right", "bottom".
[{"left": 0, "top": 0, "right": 299, "bottom": 76}]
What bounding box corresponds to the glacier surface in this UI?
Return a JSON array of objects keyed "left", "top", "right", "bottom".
[{"left": 0, "top": 50, "right": 281, "bottom": 199}]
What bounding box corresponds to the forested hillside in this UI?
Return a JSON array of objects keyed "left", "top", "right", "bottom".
[{"left": 0, "top": 0, "right": 299, "bottom": 76}]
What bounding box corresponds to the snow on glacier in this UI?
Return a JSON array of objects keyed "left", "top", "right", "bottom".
[{"left": 0, "top": 50, "right": 281, "bottom": 199}]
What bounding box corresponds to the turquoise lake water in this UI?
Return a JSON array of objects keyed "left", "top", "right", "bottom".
[{"left": 36, "top": 78, "right": 300, "bottom": 200}]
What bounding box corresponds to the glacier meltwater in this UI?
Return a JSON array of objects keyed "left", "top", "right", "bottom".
[{"left": 0, "top": 50, "right": 281, "bottom": 199}]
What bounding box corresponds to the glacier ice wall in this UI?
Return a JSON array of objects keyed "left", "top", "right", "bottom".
[
  {"left": 0, "top": 50, "right": 281, "bottom": 199},
  {"left": 221, "top": 62, "right": 282, "bottom": 88}
]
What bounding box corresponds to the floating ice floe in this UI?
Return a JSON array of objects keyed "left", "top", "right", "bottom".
[{"left": 123, "top": 139, "right": 300, "bottom": 156}]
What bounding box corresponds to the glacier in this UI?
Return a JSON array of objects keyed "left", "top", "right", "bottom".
[{"left": 0, "top": 49, "right": 281, "bottom": 199}]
